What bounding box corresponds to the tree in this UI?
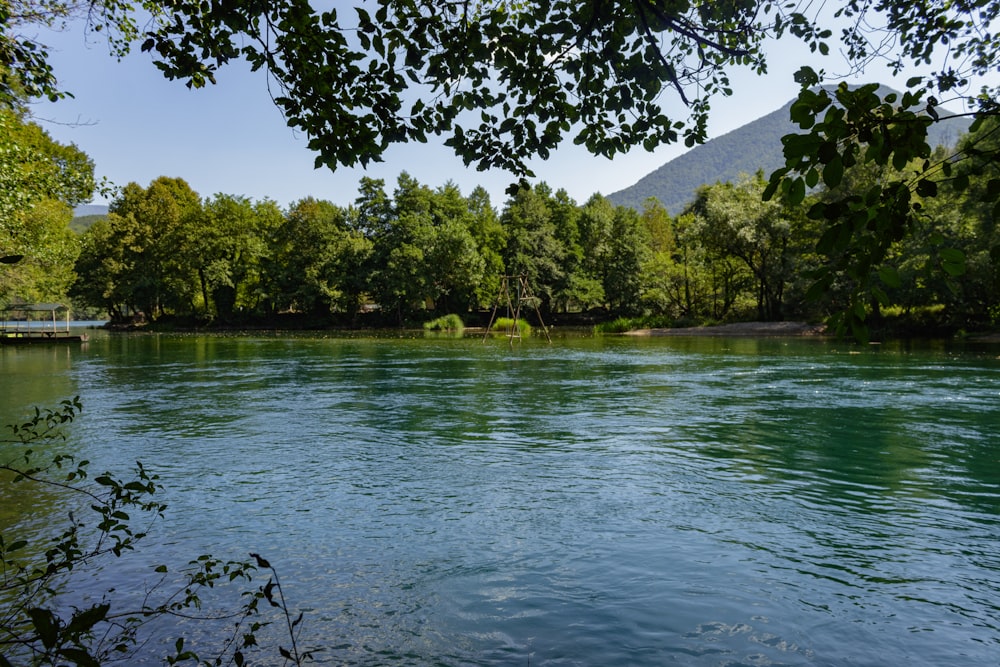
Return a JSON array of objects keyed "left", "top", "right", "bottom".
[
  {"left": 0, "top": 107, "right": 93, "bottom": 227},
  {"left": 766, "top": 75, "right": 999, "bottom": 335},
  {"left": 365, "top": 174, "right": 489, "bottom": 322},
  {"left": 425, "top": 182, "right": 486, "bottom": 314},
  {"left": 501, "top": 183, "right": 565, "bottom": 315},
  {"left": 0, "top": 106, "right": 93, "bottom": 305},
  {"left": 71, "top": 214, "right": 131, "bottom": 319},
  {"left": 637, "top": 198, "right": 677, "bottom": 317},
  {"left": 689, "top": 174, "right": 797, "bottom": 321},
  {"left": 465, "top": 186, "right": 506, "bottom": 309},
  {"left": 0, "top": 199, "right": 80, "bottom": 304},
  {"left": 190, "top": 194, "right": 282, "bottom": 320},
  {"left": 6, "top": 2, "right": 998, "bottom": 334},
  {"left": 663, "top": 210, "right": 746, "bottom": 322},
  {"left": 72, "top": 177, "right": 202, "bottom": 320},
  {"left": 948, "top": 116, "right": 1000, "bottom": 325},
  {"left": 267, "top": 197, "right": 355, "bottom": 317},
  {"left": 574, "top": 194, "right": 615, "bottom": 309},
  {"left": 365, "top": 173, "right": 437, "bottom": 323},
  {"left": 640, "top": 198, "right": 675, "bottom": 257},
  {"left": 603, "top": 206, "right": 650, "bottom": 315},
  {"left": 13, "top": 2, "right": 996, "bottom": 182},
  {"left": 885, "top": 121, "right": 1000, "bottom": 328},
  {"left": 126, "top": 0, "right": 801, "bottom": 177}
]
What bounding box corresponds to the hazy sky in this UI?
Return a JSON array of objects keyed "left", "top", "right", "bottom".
[{"left": 32, "top": 20, "right": 920, "bottom": 210}]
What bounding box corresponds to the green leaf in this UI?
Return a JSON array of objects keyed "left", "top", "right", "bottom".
[
  {"left": 915, "top": 179, "right": 937, "bottom": 198},
  {"left": 878, "top": 265, "right": 902, "bottom": 289},
  {"left": 56, "top": 648, "right": 100, "bottom": 667},
  {"left": 793, "top": 66, "right": 820, "bottom": 87},
  {"left": 816, "top": 224, "right": 840, "bottom": 255},
  {"left": 5, "top": 539, "right": 28, "bottom": 552},
  {"left": 805, "top": 274, "right": 833, "bottom": 301},
  {"left": 940, "top": 248, "right": 966, "bottom": 276},
  {"left": 788, "top": 178, "right": 806, "bottom": 205},
  {"left": 67, "top": 603, "right": 110, "bottom": 634},
  {"left": 27, "top": 608, "right": 59, "bottom": 649},
  {"left": 789, "top": 102, "right": 814, "bottom": 129},
  {"left": 985, "top": 178, "right": 1000, "bottom": 202},
  {"left": 853, "top": 299, "right": 868, "bottom": 322},
  {"left": 762, "top": 174, "right": 781, "bottom": 201},
  {"left": 805, "top": 168, "right": 819, "bottom": 188},
  {"left": 823, "top": 156, "right": 844, "bottom": 189},
  {"left": 817, "top": 141, "right": 839, "bottom": 164},
  {"left": 939, "top": 248, "right": 964, "bottom": 263}
]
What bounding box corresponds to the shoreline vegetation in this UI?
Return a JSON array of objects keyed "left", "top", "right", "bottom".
[
  {"left": 101, "top": 314, "right": 1000, "bottom": 342},
  {"left": 624, "top": 321, "right": 828, "bottom": 337}
]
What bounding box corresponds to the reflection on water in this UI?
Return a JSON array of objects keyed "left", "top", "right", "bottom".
[{"left": 2, "top": 331, "right": 999, "bottom": 665}]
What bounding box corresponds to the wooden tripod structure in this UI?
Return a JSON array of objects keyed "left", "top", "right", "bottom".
[{"left": 483, "top": 274, "right": 552, "bottom": 344}]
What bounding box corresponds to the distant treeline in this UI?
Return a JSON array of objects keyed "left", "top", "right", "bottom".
[{"left": 68, "top": 120, "right": 999, "bottom": 333}]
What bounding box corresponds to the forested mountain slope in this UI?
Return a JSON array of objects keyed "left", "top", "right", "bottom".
[{"left": 608, "top": 90, "right": 972, "bottom": 215}]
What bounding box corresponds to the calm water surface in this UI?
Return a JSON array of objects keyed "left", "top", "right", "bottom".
[{"left": 1, "top": 331, "right": 999, "bottom": 666}]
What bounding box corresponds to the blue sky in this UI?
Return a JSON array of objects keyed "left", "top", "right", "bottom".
[{"left": 33, "top": 21, "right": 915, "bottom": 211}]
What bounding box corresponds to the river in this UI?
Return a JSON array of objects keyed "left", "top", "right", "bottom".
[{"left": 1, "top": 330, "right": 999, "bottom": 665}]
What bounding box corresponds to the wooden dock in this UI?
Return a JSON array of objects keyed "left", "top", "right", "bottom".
[{"left": 1, "top": 303, "right": 89, "bottom": 345}]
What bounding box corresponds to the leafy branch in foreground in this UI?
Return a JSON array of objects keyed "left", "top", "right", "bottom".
[
  {"left": 0, "top": 398, "right": 316, "bottom": 666},
  {"left": 766, "top": 73, "right": 1000, "bottom": 339}
]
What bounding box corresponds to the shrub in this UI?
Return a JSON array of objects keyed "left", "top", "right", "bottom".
[
  {"left": 593, "top": 316, "right": 634, "bottom": 334},
  {"left": 491, "top": 317, "right": 532, "bottom": 337},
  {"left": 593, "top": 314, "right": 677, "bottom": 333},
  {"left": 423, "top": 314, "right": 465, "bottom": 332}
]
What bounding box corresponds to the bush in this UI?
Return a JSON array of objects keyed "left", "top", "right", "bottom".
[
  {"left": 491, "top": 317, "right": 532, "bottom": 337},
  {"left": 593, "top": 314, "right": 677, "bottom": 333},
  {"left": 0, "top": 399, "right": 315, "bottom": 666},
  {"left": 593, "top": 316, "right": 635, "bottom": 334},
  {"left": 423, "top": 314, "right": 465, "bottom": 332}
]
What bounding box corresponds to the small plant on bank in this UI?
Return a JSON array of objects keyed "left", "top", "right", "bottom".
[
  {"left": 593, "top": 316, "right": 635, "bottom": 334},
  {"left": 0, "top": 399, "right": 316, "bottom": 666},
  {"left": 594, "top": 314, "right": 678, "bottom": 334},
  {"left": 491, "top": 317, "right": 532, "bottom": 337},
  {"left": 423, "top": 314, "right": 465, "bottom": 332}
]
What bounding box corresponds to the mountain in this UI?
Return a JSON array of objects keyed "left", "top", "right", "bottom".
[
  {"left": 607, "top": 91, "right": 973, "bottom": 215},
  {"left": 74, "top": 204, "right": 109, "bottom": 217},
  {"left": 70, "top": 205, "right": 109, "bottom": 234},
  {"left": 70, "top": 215, "right": 105, "bottom": 234}
]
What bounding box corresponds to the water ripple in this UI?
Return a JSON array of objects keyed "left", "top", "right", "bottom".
[{"left": 4, "top": 334, "right": 999, "bottom": 665}]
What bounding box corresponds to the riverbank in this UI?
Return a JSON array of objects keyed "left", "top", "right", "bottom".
[
  {"left": 102, "top": 313, "right": 1000, "bottom": 342},
  {"left": 624, "top": 321, "right": 828, "bottom": 337}
]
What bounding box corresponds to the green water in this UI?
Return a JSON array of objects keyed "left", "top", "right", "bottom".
[{"left": 2, "top": 331, "right": 999, "bottom": 665}]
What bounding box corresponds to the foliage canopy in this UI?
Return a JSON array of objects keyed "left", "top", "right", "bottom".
[{"left": 4, "top": 1, "right": 996, "bottom": 178}]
